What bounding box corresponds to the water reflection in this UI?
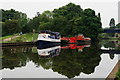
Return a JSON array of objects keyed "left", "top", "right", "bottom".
[
  {"left": 37, "top": 46, "right": 61, "bottom": 58},
  {"left": 100, "top": 40, "right": 120, "bottom": 50},
  {"left": 100, "top": 40, "right": 120, "bottom": 60},
  {"left": 1, "top": 40, "right": 120, "bottom": 78},
  {"left": 61, "top": 44, "right": 90, "bottom": 52},
  {"left": 45, "top": 43, "right": 101, "bottom": 78},
  {"left": 2, "top": 46, "right": 38, "bottom": 70}
]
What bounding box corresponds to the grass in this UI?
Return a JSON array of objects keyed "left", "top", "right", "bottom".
[
  {"left": 0, "top": 34, "right": 18, "bottom": 40},
  {"left": 6, "top": 33, "right": 38, "bottom": 43},
  {"left": 1, "top": 33, "right": 38, "bottom": 43}
]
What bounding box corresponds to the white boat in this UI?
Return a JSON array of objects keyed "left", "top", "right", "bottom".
[
  {"left": 37, "top": 30, "right": 61, "bottom": 45},
  {"left": 37, "top": 46, "right": 61, "bottom": 57}
]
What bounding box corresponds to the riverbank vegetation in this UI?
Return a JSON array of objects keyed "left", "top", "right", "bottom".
[
  {"left": 3, "top": 33, "right": 38, "bottom": 43},
  {"left": 1, "top": 3, "right": 102, "bottom": 41},
  {"left": 0, "top": 34, "right": 18, "bottom": 40},
  {"left": 0, "top": 9, "right": 28, "bottom": 36}
]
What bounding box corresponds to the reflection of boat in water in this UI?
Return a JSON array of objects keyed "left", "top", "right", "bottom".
[
  {"left": 37, "top": 43, "right": 90, "bottom": 58},
  {"left": 37, "top": 46, "right": 61, "bottom": 58},
  {"left": 37, "top": 30, "right": 61, "bottom": 46},
  {"left": 61, "top": 44, "right": 90, "bottom": 52}
]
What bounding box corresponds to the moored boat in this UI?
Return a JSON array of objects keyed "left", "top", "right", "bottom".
[
  {"left": 61, "top": 34, "right": 91, "bottom": 44},
  {"left": 37, "top": 30, "right": 61, "bottom": 46}
]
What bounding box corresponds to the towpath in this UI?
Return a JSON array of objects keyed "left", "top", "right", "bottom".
[{"left": 0, "top": 35, "right": 20, "bottom": 43}]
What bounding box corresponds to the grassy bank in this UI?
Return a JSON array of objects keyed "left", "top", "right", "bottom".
[
  {"left": 8, "top": 33, "right": 38, "bottom": 42},
  {"left": 0, "top": 34, "right": 19, "bottom": 41},
  {"left": 2, "top": 33, "right": 38, "bottom": 43}
]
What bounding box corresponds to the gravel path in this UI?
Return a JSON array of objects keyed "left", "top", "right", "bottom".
[{"left": 0, "top": 35, "right": 20, "bottom": 42}]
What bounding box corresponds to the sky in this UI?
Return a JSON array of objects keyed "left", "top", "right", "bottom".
[{"left": 0, "top": 0, "right": 119, "bottom": 28}]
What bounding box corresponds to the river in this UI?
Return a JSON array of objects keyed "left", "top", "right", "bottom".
[{"left": 0, "top": 40, "right": 120, "bottom": 79}]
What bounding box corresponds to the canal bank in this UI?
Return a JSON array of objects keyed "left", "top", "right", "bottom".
[{"left": 0, "top": 33, "right": 38, "bottom": 43}]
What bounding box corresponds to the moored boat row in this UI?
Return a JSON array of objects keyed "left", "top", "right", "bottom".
[{"left": 37, "top": 30, "right": 91, "bottom": 44}]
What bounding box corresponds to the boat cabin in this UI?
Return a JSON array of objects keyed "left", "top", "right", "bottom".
[{"left": 39, "top": 30, "right": 61, "bottom": 39}]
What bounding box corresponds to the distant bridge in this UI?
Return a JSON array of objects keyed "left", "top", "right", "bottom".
[
  {"left": 102, "top": 28, "right": 120, "bottom": 38},
  {"left": 102, "top": 29, "right": 120, "bottom": 33}
]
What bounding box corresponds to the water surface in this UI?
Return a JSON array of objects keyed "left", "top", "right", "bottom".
[{"left": 1, "top": 40, "right": 120, "bottom": 79}]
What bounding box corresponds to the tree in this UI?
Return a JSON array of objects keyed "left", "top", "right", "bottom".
[
  {"left": 4, "top": 20, "right": 20, "bottom": 35},
  {"left": 2, "top": 3, "right": 102, "bottom": 40},
  {"left": 1, "top": 9, "right": 28, "bottom": 35},
  {"left": 83, "top": 8, "right": 95, "bottom": 17},
  {"left": 53, "top": 3, "right": 82, "bottom": 20},
  {"left": 39, "top": 11, "right": 53, "bottom": 31},
  {"left": 109, "top": 18, "right": 115, "bottom": 27},
  {"left": 1, "top": 22, "right": 5, "bottom": 36},
  {"left": 51, "top": 3, "right": 102, "bottom": 40},
  {"left": 26, "top": 16, "right": 41, "bottom": 33}
]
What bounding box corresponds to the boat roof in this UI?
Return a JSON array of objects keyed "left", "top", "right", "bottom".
[
  {"left": 51, "top": 32, "right": 60, "bottom": 35},
  {"left": 40, "top": 30, "right": 60, "bottom": 35}
]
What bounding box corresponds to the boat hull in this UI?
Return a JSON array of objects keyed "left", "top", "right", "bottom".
[
  {"left": 61, "top": 40, "right": 91, "bottom": 44},
  {"left": 37, "top": 40, "right": 61, "bottom": 49}
]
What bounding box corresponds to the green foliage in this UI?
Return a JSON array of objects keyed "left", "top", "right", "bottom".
[
  {"left": 1, "top": 9, "right": 28, "bottom": 36},
  {"left": 0, "top": 22, "right": 5, "bottom": 35},
  {"left": 1, "top": 9, "right": 27, "bottom": 22},
  {"left": 53, "top": 3, "right": 82, "bottom": 20},
  {"left": 83, "top": 8, "right": 95, "bottom": 17},
  {"left": 38, "top": 11, "right": 53, "bottom": 31},
  {"left": 3, "top": 20, "right": 20, "bottom": 35},
  {"left": 38, "top": 3, "right": 102, "bottom": 40},
  {"left": 9, "top": 33, "right": 38, "bottom": 42},
  {"left": 1, "top": 3, "right": 102, "bottom": 40},
  {"left": 25, "top": 16, "right": 40, "bottom": 33}
]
